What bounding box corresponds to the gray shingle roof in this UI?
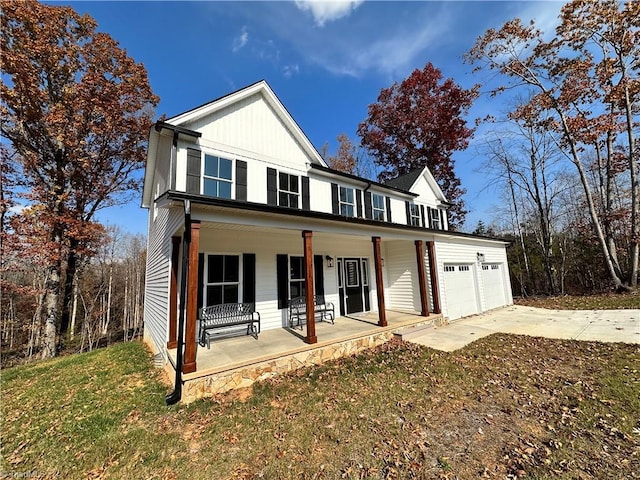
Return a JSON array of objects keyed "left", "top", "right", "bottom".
[{"left": 384, "top": 169, "right": 424, "bottom": 191}]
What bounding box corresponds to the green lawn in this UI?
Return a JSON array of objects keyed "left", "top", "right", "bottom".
[{"left": 2, "top": 331, "right": 639, "bottom": 479}]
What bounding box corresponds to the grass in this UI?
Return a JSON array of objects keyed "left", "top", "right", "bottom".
[{"left": 2, "top": 295, "right": 639, "bottom": 479}]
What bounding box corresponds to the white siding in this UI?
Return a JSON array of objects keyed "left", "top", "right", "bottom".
[
  {"left": 143, "top": 205, "right": 183, "bottom": 357},
  {"left": 187, "top": 93, "right": 311, "bottom": 172},
  {"left": 411, "top": 175, "right": 440, "bottom": 206},
  {"left": 197, "top": 228, "right": 375, "bottom": 331},
  {"left": 309, "top": 177, "right": 333, "bottom": 214},
  {"left": 384, "top": 241, "right": 421, "bottom": 313},
  {"left": 155, "top": 134, "right": 173, "bottom": 195},
  {"left": 388, "top": 197, "right": 408, "bottom": 225}
]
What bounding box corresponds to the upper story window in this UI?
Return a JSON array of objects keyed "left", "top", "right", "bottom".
[
  {"left": 409, "top": 203, "right": 421, "bottom": 226},
  {"left": 279, "top": 172, "right": 299, "bottom": 208},
  {"left": 372, "top": 193, "right": 385, "bottom": 221},
  {"left": 203, "top": 154, "right": 232, "bottom": 198},
  {"left": 339, "top": 186, "right": 355, "bottom": 217},
  {"left": 430, "top": 208, "right": 441, "bottom": 229}
]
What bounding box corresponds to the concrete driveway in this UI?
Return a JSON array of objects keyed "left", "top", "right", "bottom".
[{"left": 404, "top": 305, "right": 640, "bottom": 352}]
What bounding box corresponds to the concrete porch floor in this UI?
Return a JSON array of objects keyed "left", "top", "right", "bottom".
[{"left": 168, "top": 309, "right": 442, "bottom": 381}]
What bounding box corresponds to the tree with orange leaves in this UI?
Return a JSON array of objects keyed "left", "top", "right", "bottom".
[
  {"left": 466, "top": 0, "right": 639, "bottom": 290},
  {"left": 1, "top": 1, "right": 158, "bottom": 357}
]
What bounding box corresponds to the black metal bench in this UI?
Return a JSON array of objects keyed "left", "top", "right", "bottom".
[
  {"left": 198, "top": 303, "right": 260, "bottom": 349},
  {"left": 288, "top": 295, "right": 335, "bottom": 329}
]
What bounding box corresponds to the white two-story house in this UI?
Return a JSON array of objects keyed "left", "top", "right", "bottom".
[{"left": 142, "top": 80, "right": 513, "bottom": 377}]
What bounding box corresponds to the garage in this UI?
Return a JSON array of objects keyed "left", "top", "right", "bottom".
[
  {"left": 443, "top": 263, "right": 479, "bottom": 320},
  {"left": 481, "top": 263, "right": 506, "bottom": 310}
]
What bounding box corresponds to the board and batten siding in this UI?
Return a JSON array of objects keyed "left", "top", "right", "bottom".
[
  {"left": 185, "top": 93, "right": 311, "bottom": 172},
  {"left": 384, "top": 240, "right": 421, "bottom": 313},
  {"left": 434, "top": 239, "right": 512, "bottom": 320},
  {"left": 143, "top": 205, "right": 183, "bottom": 357}
]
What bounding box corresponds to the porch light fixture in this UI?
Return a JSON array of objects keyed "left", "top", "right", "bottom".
[
  {"left": 477, "top": 252, "right": 485, "bottom": 262},
  {"left": 381, "top": 258, "right": 385, "bottom": 267},
  {"left": 325, "top": 255, "right": 334, "bottom": 268}
]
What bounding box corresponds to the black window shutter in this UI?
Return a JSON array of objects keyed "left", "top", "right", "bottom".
[
  {"left": 186, "top": 148, "right": 201, "bottom": 194},
  {"left": 386, "top": 196, "right": 392, "bottom": 222},
  {"left": 236, "top": 160, "right": 247, "bottom": 201},
  {"left": 405, "top": 201, "right": 411, "bottom": 225},
  {"left": 313, "top": 255, "right": 324, "bottom": 296},
  {"left": 356, "top": 189, "right": 363, "bottom": 217},
  {"left": 427, "top": 206, "right": 433, "bottom": 228},
  {"left": 440, "top": 209, "right": 445, "bottom": 230},
  {"left": 242, "top": 253, "right": 256, "bottom": 308},
  {"left": 364, "top": 192, "right": 372, "bottom": 219},
  {"left": 302, "top": 176, "right": 310, "bottom": 210},
  {"left": 197, "top": 253, "right": 204, "bottom": 310},
  {"left": 331, "top": 183, "right": 339, "bottom": 215},
  {"left": 267, "top": 168, "right": 277, "bottom": 206},
  {"left": 420, "top": 205, "right": 426, "bottom": 228},
  {"left": 276, "top": 254, "right": 289, "bottom": 309}
]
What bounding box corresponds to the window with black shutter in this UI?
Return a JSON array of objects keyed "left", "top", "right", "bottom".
[{"left": 186, "top": 148, "right": 201, "bottom": 194}]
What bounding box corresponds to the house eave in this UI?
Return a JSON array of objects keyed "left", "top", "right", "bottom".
[
  {"left": 309, "top": 164, "right": 418, "bottom": 198},
  {"left": 158, "top": 191, "right": 509, "bottom": 244}
]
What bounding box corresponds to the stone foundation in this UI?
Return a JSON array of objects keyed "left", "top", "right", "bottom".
[{"left": 181, "top": 331, "right": 394, "bottom": 403}]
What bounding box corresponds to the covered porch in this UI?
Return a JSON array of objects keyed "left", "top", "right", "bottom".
[
  {"left": 167, "top": 309, "right": 443, "bottom": 403},
  {"left": 163, "top": 200, "right": 444, "bottom": 399}
]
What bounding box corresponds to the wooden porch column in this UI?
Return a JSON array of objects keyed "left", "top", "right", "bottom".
[
  {"left": 372, "top": 236, "right": 387, "bottom": 327},
  {"left": 183, "top": 221, "right": 201, "bottom": 374},
  {"left": 414, "top": 240, "right": 429, "bottom": 317},
  {"left": 426, "top": 241, "right": 441, "bottom": 314},
  {"left": 302, "top": 230, "right": 317, "bottom": 344},
  {"left": 167, "top": 236, "right": 181, "bottom": 348}
]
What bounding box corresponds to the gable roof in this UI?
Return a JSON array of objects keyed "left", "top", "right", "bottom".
[
  {"left": 166, "top": 80, "right": 328, "bottom": 168},
  {"left": 384, "top": 167, "right": 449, "bottom": 204},
  {"left": 384, "top": 169, "right": 424, "bottom": 191}
]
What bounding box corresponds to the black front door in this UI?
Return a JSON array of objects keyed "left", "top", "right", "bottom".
[{"left": 344, "top": 258, "right": 364, "bottom": 314}]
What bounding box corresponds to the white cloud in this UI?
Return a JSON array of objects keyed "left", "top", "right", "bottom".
[
  {"left": 282, "top": 64, "right": 300, "bottom": 78},
  {"left": 521, "top": 2, "right": 564, "bottom": 38},
  {"left": 232, "top": 26, "right": 249, "bottom": 52},
  {"left": 304, "top": 6, "right": 453, "bottom": 78},
  {"left": 295, "top": 0, "right": 363, "bottom": 27}
]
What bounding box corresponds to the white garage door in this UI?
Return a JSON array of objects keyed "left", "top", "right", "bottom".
[
  {"left": 443, "top": 264, "right": 479, "bottom": 320},
  {"left": 481, "top": 263, "right": 506, "bottom": 310}
]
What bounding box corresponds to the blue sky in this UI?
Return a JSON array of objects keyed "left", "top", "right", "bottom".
[{"left": 60, "top": 0, "right": 566, "bottom": 234}]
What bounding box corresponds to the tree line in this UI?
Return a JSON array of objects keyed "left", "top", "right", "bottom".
[
  {"left": 466, "top": 0, "right": 638, "bottom": 295},
  {"left": 1, "top": 224, "right": 146, "bottom": 364}
]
